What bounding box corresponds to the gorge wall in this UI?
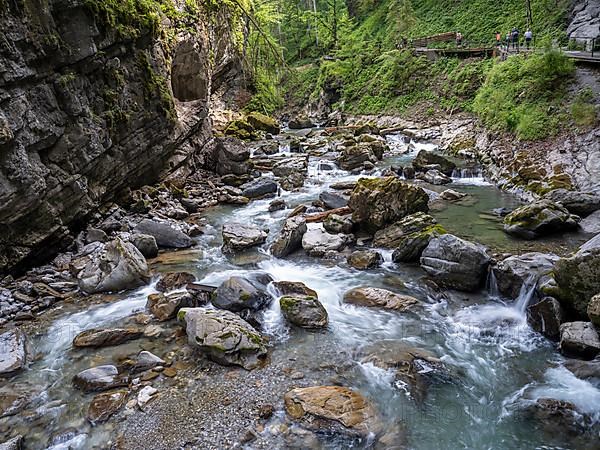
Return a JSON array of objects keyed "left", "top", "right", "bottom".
[{"left": 0, "top": 0, "right": 243, "bottom": 274}]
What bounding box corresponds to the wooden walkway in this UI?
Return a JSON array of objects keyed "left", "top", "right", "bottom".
[
  {"left": 496, "top": 46, "right": 600, "bottom": 64},
  {"left": 414, "top": 47, "right": 494, "bottom": 59}
]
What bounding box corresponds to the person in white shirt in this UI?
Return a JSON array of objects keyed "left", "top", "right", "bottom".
[{"left": 525, "top": 29, "right": 533, "bottom": 49}]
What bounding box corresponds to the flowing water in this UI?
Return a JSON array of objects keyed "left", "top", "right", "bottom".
[{"left": 2, "top": 131, "right": 599, "bottom": 449}]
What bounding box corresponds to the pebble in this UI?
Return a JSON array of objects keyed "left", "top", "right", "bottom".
[{"left": 137, "top": 386, "right": 157, "bottom": 410}]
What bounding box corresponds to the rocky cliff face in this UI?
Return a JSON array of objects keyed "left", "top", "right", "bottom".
[{"left": 0, "top": 0, "right": 242, "bottom": 274}]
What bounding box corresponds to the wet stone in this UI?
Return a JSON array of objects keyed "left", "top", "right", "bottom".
[
  {"left": 87, "top": 390, "right": 128, "bottom": 424},
  {"left": 73, "top": 365, "right": 127, "bottom": 393},
  {"left": 73, "top": 328, "right": 143, "bottom": 348}
]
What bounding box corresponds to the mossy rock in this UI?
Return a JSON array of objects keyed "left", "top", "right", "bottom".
[
  {"left": 279, "top": 295, "right": 328, "bottom": 329},
  {"left": 224, "top": 119, "right": 258, "bottom": 140},
  {"left": 246, "top": 112, "right": 280, "bottom": 134}
]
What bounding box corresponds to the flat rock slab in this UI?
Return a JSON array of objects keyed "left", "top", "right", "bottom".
[
  {"left": 73, "top": 328, "right": 143, "bottom": 348},
  {"left": 0, "top": 329, "right": 27, "bottom": 376},
  {"left": 343, "top": 287, "right": 418, "bottom": 311}
]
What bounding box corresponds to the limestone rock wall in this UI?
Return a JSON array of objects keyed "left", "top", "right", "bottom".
[{"left": 0, "top": 0, "right": 242, "bottom": 273}]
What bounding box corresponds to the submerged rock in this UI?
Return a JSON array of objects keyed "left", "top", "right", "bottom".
[
  {"left": 73, "top": 365, "right": 127, "bottom": 393},
  {"left": 527, "top": 297, "right": 564, "bottom": 340},
  {"left": 412, "top": 150, "right": 456, "bottom": 176},
  {"left": 284, "top": 386, "right": 383, "bottom": 437},
  {"left": 347, "top": 250, "right": 383, "bottom": 270},
  {"left": 492, "top": 252, "right": 559, "bottom": 299},
  {"left": 0, "top": 329, "right": 27, "bottom": 376},
  {"left": 133, "top": 219, "right": 193, "bottom": 248},
  {"left": 280, "top": 296, "right": 328, "bottom": 329},
  {"left": 559, "top": 322, "right": 600, "bottom": 359},
  {"left": 420, "top": 234, "right": 490, "bottom": 291},
  {"left": 222, "top": 223, "right": 268, "bottom": 253},
  {"left": 179, "top": 308, "right": 267, "bottom": 370},
  {"left": 553, "top": 234, "right": 600, "bottom": 317},
  {"left": 87, "top": 390, "right": 128, "bottom": 424},
  {"left": 525, "top": 398, "right": 588, "bottom": 436},
  {"left": 343, "top": 287, "right": 418, "bottom": 311},
  {"left": 271, "top": 216, "right": 307, "bottom": 258},
  {"left": 348, "top": 177, "right": 429, "bottom": 232},
  {"left": 73, "top": 328, "right": 142, "bottom": 348},
  {"left": 77, "top": 238, "right": 151, "bottom": 294},
  {"left": 503, "top": 200, "right": 579, "bottom": 240}
]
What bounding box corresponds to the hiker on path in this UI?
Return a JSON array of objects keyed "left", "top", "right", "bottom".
[
  {"left": 456, "top": 31, "right": 463, "bottom": 47},
  {"left": 495, "top": 31, "right": 502, "bottom": 46},
  {"left": 525, "top": 29, "right": 533, "bottom": 49},
  {"left": 505, "top": 32, "right": 511, "bottom": 49},
  {"left": 512, "top": 28, "right": 520, "bottom": 51}
]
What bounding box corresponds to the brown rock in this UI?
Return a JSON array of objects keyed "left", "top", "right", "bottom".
[
  {"left": 73, "top": 328, "right": 142, "bottom": 348},
  {"left": 156, "top": 272, "right": 196, "bottom": 292},
  {"left": 343, "top": 287, "right": 418, "bottom": 311},
  {"left": 87, "top": 390, "right": 128, "bottom": 424}
]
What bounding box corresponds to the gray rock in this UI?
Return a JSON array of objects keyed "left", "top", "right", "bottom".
[
  {"left": 0, "top": 435, "right": 23, "bottom": 450},
  {"left": 215, "top": 137, "right": 251, "bottom": 176},
  {"left": 319, "top": 191, "right": 348, "bottom": 210},
  {"left": 288, "top": 115, "right": 315, "bottom": 129},
  {"left": 420, "top": 234, "right": 491, "bottom": 291},
  {"left": 580, "top": 210, "right": 600, "bottom": 234},
  {"left": 527, "top": 297, "right": 564, "bottom": 340},
  {"left": 343, "top": 287, "right": 419, "bottom": 311},
  {"left": 301, "top": 224, "right": 350, "bottom": 257},
  {"left": 417, "top": 169, "right": 452, "bottom": 185},
  {"left": 131, "top": 351, "right": 166, "bottom": 373},
  {"left": 440, "top": 189, "right": 467, "bottom": 201},
  {"left": 588, "top": 294, "right": 600, "bottom": 327},
  {"left": 77, "top": 238, "right": 151, "bottom": 294},
  {"left": 241, "top": 178, "right": 278, "bottom": 199},
  {"left": 559, "top": 322, "right": 600, "bottom": 359},
  {"left": 212, "top": 275, "right": 272, "bottom": 313},
  {"left": 133, "top": 219, "right": 193, "bottom": 248},
  {"left": 503, "top": 200, "right": 580, "bottom": 240},
  {"left": 73, "top": 328, "right": 142, "bottom": 348},
  {"left": 564, "top": 357, "right": 600, "bottom": 381},
  {"left": 271, "top": 216, "right": 307, "bottom": 258},
  {"left": 179, "top": 308, "right": 267, "bottom": 370},
  {"left": 156, "top": 271, "right": 196, "bottom": 292},
  {"left": 73, "top": 365, "right": 127, "bottom": 393},
  {"left": 347, "top": 250, "right": 383, "bottom": 270},
  {"left": 272, "top": 157, "right": 308, "bottom": 178},
  {"left": 131, "top": 234, "right": 158, "bottom": 258},
  {"left": 86, "top": 228, "right": 108, "bottom": 244},
  {"left": 280, "top": 296, "right": 328, "bottom": 329},
  {"left": 323, "top": 214, "right": 353, "bottom": 234},
  {"left": 544, "top": 189, "right": 600, "bottom": 217},
  {"left": 268, "top": 199, "right": 286, "bottom": 212},
  {"left": 337, "top": 143, "right": 380, "bottom": 171},
  {"left": 492, "top": 252, "right": 559, "bottom": 299},
  {"left": 553, "top": 234, "right": 600, "bottom": 317},
  {"left": 0, "top": 329, "right": 27, "bottom": 376},
  {"left": 222, "top": 223, "right": 268, "bottom": 253},
  {"left": 412, "top": 150, "right": 456, "bottom": 176},
  {"left": 272, "top": 281, "right": 318, "bottom": 298}
]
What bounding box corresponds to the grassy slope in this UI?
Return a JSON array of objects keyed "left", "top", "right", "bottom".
[{"left": 284, "top": 0, "right": 598, "bottom": 140}]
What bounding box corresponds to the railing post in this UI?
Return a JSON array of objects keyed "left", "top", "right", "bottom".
[{"left": 593, "top": 38, "right": 595, "bottom": 58}]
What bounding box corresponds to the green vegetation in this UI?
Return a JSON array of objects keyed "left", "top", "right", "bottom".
[
  {"left": 473, "top": 50, "right": 574, "bottom": 140},
  {"left": 571, "top": 88, "right": 598, "bottom": 127},
  {"left": 137, "top": 52, "right": 176, "bottom": 122}
]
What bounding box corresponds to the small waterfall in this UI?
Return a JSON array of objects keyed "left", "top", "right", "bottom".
[
  {"left": 451, "top": 167, "right": 490, "bottom": 186},
  {"left": 486, "top": 270, "right": 500, "bottom": 299},
  {"left": 515, "top": 276, "right": 538, "bottom": 314}
]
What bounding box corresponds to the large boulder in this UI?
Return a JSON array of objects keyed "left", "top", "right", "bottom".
[
  {"left": 130, "top": 234, "right": 158, "bottom": 258},
  {"left": 240, "top": 177, "right": 278, "bottom": 199},
  {"left": 527, "top": 297, "right": 564, "bottom": 340},
  {"left": 544, "top": 189, "right": 600, "bottom": 217},
  {"left": 77, "top": 238, "right": 151, "bottom": 294},
  {"left": 215, "top": 137, "right": 251, "bottom": 175},
  {"left": 73, "top": 328, "right": 142, "bottom": 348},
  {"left": 492, "top": 253, "right": 559, "bottom": 299},
  {"left": 280, "top": 296, "right": 328, "bottom": 329},
  {"left": 348, "top": 177, "right": 429, "bottom": 232},
  {"left": 343, "top": 287, "right": 419, "bottom": 312},
  {"left": 271, "top": 216, "right": 307, "bottom": 258},
  {"left": 0, "top": 330, "right": 27, "bottom": 376},
  {"left": 133, "top": 219, "right": 193, "bottom": 248},
  {"left": 247, "top": 112, "right": 280, "bottom": 135},
  {"left": 222, "top": 223, "right": 268, "bottom": 253},
  {"left": 288, "top": 115, "right": 314, "bottom": 129},
  {"left": 553, "top": 234, "right": 600, "bottom": 317},
  {"left": 412, "top": 150, "right": 456, "bottom": 176},
  {"left": 319, "top": 191, "right": 348, "bottom": 210},
  {"left": 580, "top": 210, "right": 600, "bottom": 234},
  {"left": 323, "top": 214, "right": 353, "bottom": 234},
  {"left": 337, "top": 143, "right": 383, "bottom": 171},
  {"left": 357, "top": 340, "right": 448, "bottom": 404},
  {"left": 272, "top": 157, "right": 308, "bottom": 178},
  {"left": 284, "top": 386, "right": 383, "bottom": 437},
  {"left": 559, "top": 322, "right": 600, "bottom": 359},
  {"left": 420, "top": 234, "right": 491, "bottom": 291},
  {"left": 179, "top": 308, "right": 267, "bottom": 370},
  {"left": 503, "top": 200, "right": 580, "bottom": 240},
  {"left": 212, "top": 275, "right": 272, "bottom": 313},
  {"left": 302, "top": 224, "right": 351, "bottom": 257}
]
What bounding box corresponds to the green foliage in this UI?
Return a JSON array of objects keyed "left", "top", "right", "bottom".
[
  {"left": 473, "top": 50, "right": 574, "bottom": 140},
  {"left": 136, "top": 52, "right": 176, "bottom": 122},
  {"left": 245, "top": 67, "right": 284, "bottom": 114},
  {"left": 571, "top": 88, "right": 598, "bottom": 127}
]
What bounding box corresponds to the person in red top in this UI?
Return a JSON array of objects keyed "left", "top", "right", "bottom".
[{"left": 495, "top": 31, "right": 502, "bottom": 46}]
